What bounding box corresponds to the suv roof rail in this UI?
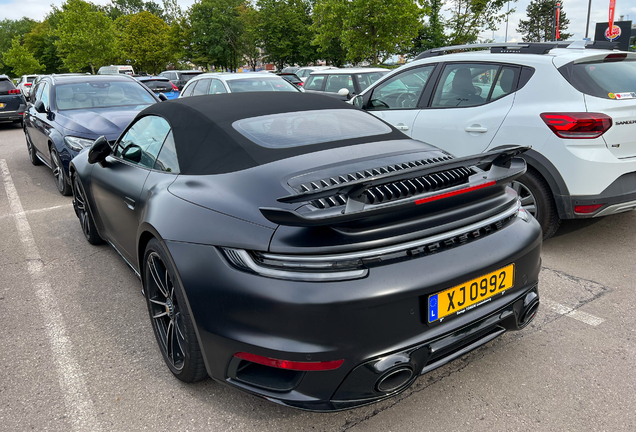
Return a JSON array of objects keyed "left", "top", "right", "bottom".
[{"left": 415, "top": 40, "right": 620, "bottom": 60}]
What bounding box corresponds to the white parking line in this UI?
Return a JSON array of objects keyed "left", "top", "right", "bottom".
[
  {"left": 0, "top": 160, "right": 101, "bottom": 432},
  {"left": 543, "top": 298, "right": 605, "bottom": 327},
  {"left": 0, "top": 203, "right": 74, "bottom": 221}
]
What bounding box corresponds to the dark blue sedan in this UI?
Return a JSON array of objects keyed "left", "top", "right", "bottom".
[
  {"left": 135, "top": 76, "right": 180, "bottom": 100},
  {"left": 23, "top": 74, "right": 160, "bottom": 195}
]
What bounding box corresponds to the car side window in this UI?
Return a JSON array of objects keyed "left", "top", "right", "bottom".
[
  {"left": 304, "top": 75, "right": 324, "bottom": 91},
  {"left": 368, "top": 66, "right": 434, "bottom": 110},
  {"left": 208, "top": 79, "right": 227, "bottom": 94},
  {"left": 489, "top": 66, "right": 517, "bottom": 102},
  {"left": 192, "top": 79, "right": 211, "bottom": 96},
  {"left": 431, "top": 63, "right": 502, "bottom": 108},
  {"left": 40, "top": 83, "right": 50, "bottom": 109},
  {"left": 32, "top": 82, "right": 43, "bottom": 102},
  {"left": 153, "top": 131, "right": 180, "bottom": 173},
  {"left": 181, "top": 82, "right": 195, "bottom": 97},
  {"left": 325, "top": 75, "right": 354, "bottom": 93},
  {"left": 115, "top": 116, "right": 171, "bottom": 169}
]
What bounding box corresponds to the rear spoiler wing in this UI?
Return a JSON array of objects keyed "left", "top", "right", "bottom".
[{"left": 260, "top": 146, "right": 529, "bottom": 227}]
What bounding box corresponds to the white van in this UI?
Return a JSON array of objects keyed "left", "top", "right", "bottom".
[{"left": 97, "top": 65, "right": 135, "bottom": 75}]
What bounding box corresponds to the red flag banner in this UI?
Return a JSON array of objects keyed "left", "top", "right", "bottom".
[{"left": 608, "top": 0, "right": 617, "bottom": 37}]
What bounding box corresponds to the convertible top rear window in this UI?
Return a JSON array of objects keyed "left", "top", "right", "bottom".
[{"left": 232, "top": 109, "right": 392, "bottom": 148}]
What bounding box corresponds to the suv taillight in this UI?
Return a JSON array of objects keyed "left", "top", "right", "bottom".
[
  {"left": 8, "top": 89, "right": 20, "bottom": 94},
  {"left": 171, "top": 82, "right": 178, "bottom": 91},
  {"left": 540, "top": 112, "right": 612, "bottom": 139}
]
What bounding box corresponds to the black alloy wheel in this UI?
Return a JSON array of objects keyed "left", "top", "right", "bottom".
[
  {"left": 25, "top": 128, "right": 42, "bottom": 166},
  {"left": 50, "top": 147, "right": 71, "bottom": 196},
  {"left": 513, "top": 169, "right": 561, "bottom": 240},
  {"left": 143, "top": 238, "right": 207, "bottom": 382},
  {"left": 72, "top": 174, "right": 103, "bottom": 245}
]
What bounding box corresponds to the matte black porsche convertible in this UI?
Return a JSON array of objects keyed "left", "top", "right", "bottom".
[{"left": 70, "top": 92, "right": 542, "bottom": 411}]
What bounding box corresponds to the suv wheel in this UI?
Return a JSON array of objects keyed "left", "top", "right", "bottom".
[{"left": 512, "top": 169, "right": 561, "bottom": 240}]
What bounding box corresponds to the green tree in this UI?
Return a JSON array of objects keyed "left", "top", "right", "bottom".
[
  {"left": 409, "top": 0, "right": 446, "bottom": 58},
  {"left": 56, "top": 0, "right": 118, "bottom": 74},
  {"left": 105, "top": 0, "right": 165, "bottom": 20},
  {"left": 237, "top": 3, "right": 261, "bottom": 70},
  {"left": 2, "top": 37, "right": 44, "bottom": 76},
  {"left": 446, "top": 0, "right": 516, "bottom": 45},
  {"left": 517, "top": 0, "right": 572, "bottom": 42},
  {"left": 23, "top": 8, "right": 67, "bottom": 74},
  {"left": 310, "top": 0, "right": 347, "bottom": 66},
  {"left": 313, "top": 0, "right": 422, "bottom": 65},
  {"left": 115, "top": 11, "right": 174, "bottom": 74},
  {"left": 0, "top": 18, "right": 39, "bottom": 75},
  {"left": 258, "top": 0, "right": 317, "bottom": 70},
  {"left": 189, "top": 0, "right": 244, "bottom": 71}
]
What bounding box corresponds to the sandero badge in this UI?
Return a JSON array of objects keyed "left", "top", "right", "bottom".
[{"left": 69, "top": 92, "right": 542, "bottom": 411}]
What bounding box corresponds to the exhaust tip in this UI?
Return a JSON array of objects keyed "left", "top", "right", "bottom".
[
  {"left": 520, "top": 300, "right": 539, "bottom": 327},
  {"left": 375, "top": 367, "right": 413, "bottom": 393}
]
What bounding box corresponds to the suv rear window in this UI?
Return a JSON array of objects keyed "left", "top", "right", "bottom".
[
  {"left": 559, "top": 54, "right": 636, "bottom": 100},
  {"left": 0, "top": 79, "right": 16, "bottom": 93}
]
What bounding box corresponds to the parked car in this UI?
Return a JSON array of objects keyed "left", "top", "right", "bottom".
[
  {"left": 0, "top": 74, "right": 27, "bottom": 126},
  {"left": 277, "top": 72, "right": 304, "bottom": 89},
  {"left": 352, "top": 41, "right": 636, "bottom": 239},
  {"left": 158, "top": 70, "right": 204, "bottom": 91},
  {"left": 23, "top": 74, "right": 160, "bottom": 195},
  {"left": 135, "top": 76, "right": 180, "bottom": 99},
  {"left": 16, "top": 74, "right": 40, "bottom": 100},
  {"left": 179, "top": 72, "right": 300, "bottom": 97},
  {"left": 304, "top": 68, "right": 389, "bottom": 100},
  {"left": 295, "top": 66, "right": 339, "bottom": 82},
  {"left": 97, "top": 65, "right": 135, "bottom": 75},
  {"left": 70, "top": 92, "right": 541, "bottom": 411},
  {"left": 281, "top": 66, "right": 300, "bottom": 74}
]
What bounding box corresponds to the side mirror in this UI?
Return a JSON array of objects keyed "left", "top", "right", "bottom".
[
  {"left": 158, "top": 93, "right": 168, "bottom": 101},
  {"left": 338, "top": 88, "right": 351, "bottom": 99},
  {"left": 34, "top": 100, "right": 46, "bottom": 114},
  {"left": 87, "top": 136, "right": 111, "bottom": 164},
  {"left": 352, "top": 94, "right": 364, "bottom": 109},
  {"left": 121, "top": 144, "right": 142, "bottom": 163}
]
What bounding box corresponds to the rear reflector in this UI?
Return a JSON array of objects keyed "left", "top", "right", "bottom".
[
  {"left": 415, "top": 181, "right": 496, "bottom": 205},
  {"left": 234, "top": 352, "right": 344, "bottom": 371},
  {"left": 574, "top": 204, "right": 603, "bottom": 214},
  {"left": 540, "top": 113, "right": 612, "bottom": 139}
]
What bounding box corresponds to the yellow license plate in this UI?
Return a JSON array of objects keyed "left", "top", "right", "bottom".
[
  {"left": 0, "top": 103, "right": 5, "bottom": 108},
  {"left": 428, "top": 264, "right": 515, "bottom": 323}
]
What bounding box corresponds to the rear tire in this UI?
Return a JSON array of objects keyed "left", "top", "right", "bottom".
[
  {"left": 25, "top": 128, "right": 42, "bottom": 166},
  {"left": 143, "top": 238, "right": 207, "bottom": 383},
  {"left": 50, "top": 147, "right": 72, "bottom": 196},
  {"left": 512, "top": 169, "right": 561, "bottom": 240}
]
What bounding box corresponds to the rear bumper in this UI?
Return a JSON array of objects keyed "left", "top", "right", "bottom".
[
  {"left": 556, "top": 171, "right": 636, "bottom": 218},
  {"left": 164, "top": 212, "right": 542, "bottom": 411},
  {"left": 0, "top": 109, "right": 24, "bottom": 122}
]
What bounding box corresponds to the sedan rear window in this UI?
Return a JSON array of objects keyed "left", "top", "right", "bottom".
[
  {"left": 559, "top": 54, "right": 636, "bottom": 99},
  {"left": 55, "top": 81, "right": 155, "bottom": 110},
  {"left": 232, "top": 109, "right": 392, "bottom": 148}
]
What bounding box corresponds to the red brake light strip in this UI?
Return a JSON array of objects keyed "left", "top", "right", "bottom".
[
  {"left": 234, "top": 352, "right": 344, "bottom": 371},
  {"left": 415, "top": 181, "right": 496, "bottom": 205}
]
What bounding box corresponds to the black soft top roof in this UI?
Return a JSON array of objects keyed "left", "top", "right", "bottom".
[{"left": 137, "top": 92, "right": 405, "bottom": 175}]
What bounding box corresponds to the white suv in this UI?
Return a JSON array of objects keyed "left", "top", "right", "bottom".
[
  {"left": 15, "top": 75, "right": 39, "bottom": 100},
  {"left": 352, "top": 41, "right": 636, "bottom": 238}
]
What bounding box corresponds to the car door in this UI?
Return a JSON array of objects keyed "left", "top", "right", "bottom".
[
  {"left": 364, "top": 65, "right": 437, "bottom": 136},
  {"left": 30, "top": 81, "right": 54, "bottom": 160},
  {"left": 90, "top": 115, "right": 171, "bottom": 263},
  {"left": 411, "top": 62, "right": 519, "bottom": 157}
]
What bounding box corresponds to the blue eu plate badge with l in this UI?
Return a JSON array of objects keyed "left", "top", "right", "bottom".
[{"left": 428, "top": 294, "right": 438, "bottom": 322}]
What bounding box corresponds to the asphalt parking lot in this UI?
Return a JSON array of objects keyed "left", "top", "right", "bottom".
[{"left": 1, "top": 121, "right": 634, "bottom": 432}]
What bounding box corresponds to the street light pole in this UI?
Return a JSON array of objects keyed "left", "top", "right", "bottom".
[
  {"left": 504, "top": 0, "right": 510, "bottom": 42},
  {"left": 585, "top": 0, "right": 593, "bottom": 39}
]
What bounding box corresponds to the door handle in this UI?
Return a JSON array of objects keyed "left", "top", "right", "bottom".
[
  {"left": 124, "top": 197, "right": 136, "bottom": 210},
  {"left": 396, "top": 123, "right": 409, "bottom": 131},
  {"left": 465, "top": 124, "right": 488, "bottom": 133}
]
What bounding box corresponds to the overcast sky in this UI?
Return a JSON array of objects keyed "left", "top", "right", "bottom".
[{"left": 1, "top": 0, "right": 635, "bottom": 45}]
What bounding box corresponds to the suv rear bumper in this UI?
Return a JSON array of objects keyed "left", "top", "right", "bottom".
[
  {"left": 0, "top": 109, "right": 24, "bottom": 122},
  {"left": 556, "top": 171, "right": 636, "bottom": 218}
]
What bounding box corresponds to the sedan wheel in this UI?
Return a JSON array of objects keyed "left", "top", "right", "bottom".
[
  {"left": 72, "top": 174, "right": 103, "bottom": 245},
  {"left": 143, "top": 239, "right": 207, "bottom": 382},
  {"left": 50, "top": 148, "right": 71, "bottom": 196}
]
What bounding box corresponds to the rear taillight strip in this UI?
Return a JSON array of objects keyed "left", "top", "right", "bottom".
[{"left": 540, "top": 112, "right": 612, "bottom": 139}]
